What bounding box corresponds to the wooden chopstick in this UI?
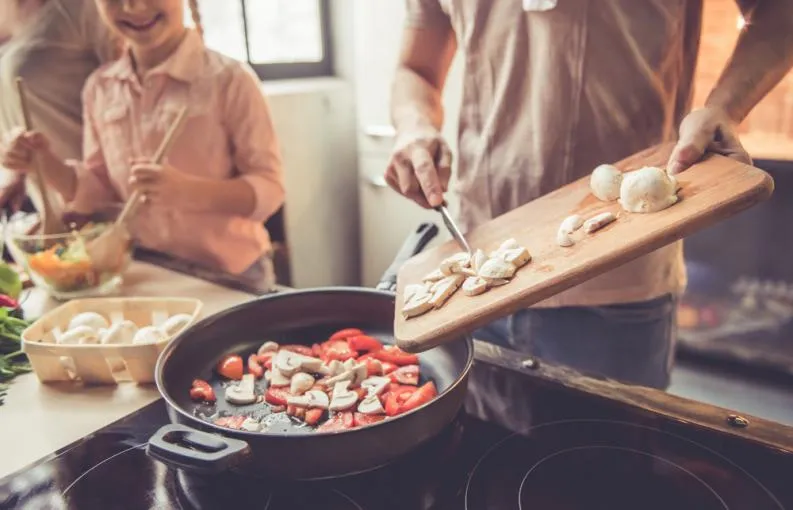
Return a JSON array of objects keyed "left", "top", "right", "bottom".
[{"left": 116, "top": 105, "right": 190, "bottom": 226}]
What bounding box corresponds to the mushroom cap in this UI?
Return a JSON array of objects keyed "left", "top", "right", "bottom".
[
  {"left": 160, "top": 313, "right": 192, "bottom": 336},
  {"left": 619, "top": 166, "right": 678, "bottom": 213},
  {"left": 58, "top": 325, "right": 99, "bottom": 345},
  {"left": 590, "top": 164, "right": 623, "bottom": 202},
  {"left": 132, "top": 326, "right": 167, "bottom": 344},
  {"left": 101, "top": 320, "right": 138, "bottom": 345},
  {"left": 67, "top": 312, "right": 110, "bottom": 333}
]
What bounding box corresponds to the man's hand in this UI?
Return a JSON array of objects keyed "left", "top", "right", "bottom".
[
  {"left": 128, "top": 160, "right": 202, "bottom": 210},
  {"left": 385, "top": 127, "right": 452, "bottom": 208},
  {"left": 0, "top": 128, "right": 52, "bottom": 173},
  {"left": 667, "top": 107, "right": 751, "bottom": 175}
]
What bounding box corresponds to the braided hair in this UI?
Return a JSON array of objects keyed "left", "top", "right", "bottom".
[{"left": 187, "top": 0, "right": 204, "bottom": 39}]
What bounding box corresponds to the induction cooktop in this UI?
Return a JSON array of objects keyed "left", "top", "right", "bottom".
[{"left": 2, "top": 342, "right": 791, "bottom": 510}]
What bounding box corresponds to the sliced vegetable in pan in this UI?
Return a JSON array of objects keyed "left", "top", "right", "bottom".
[{"left": 191, "top": 328, "right": 438, "bottom": 433}]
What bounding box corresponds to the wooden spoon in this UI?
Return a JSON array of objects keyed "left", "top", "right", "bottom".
[
  {"left": 15, "top": 78, "right": 66, "bottom": 236},
  {"left": 86, "top": 106, "right": 189, "bottom": 273}
]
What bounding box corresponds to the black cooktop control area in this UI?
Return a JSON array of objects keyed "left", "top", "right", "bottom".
[{"left": 1, "top": 346, "right": 791, "bottom": 510}]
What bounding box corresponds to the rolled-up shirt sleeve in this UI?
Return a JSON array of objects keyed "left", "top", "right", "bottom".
[
  {"left": 222, "top": 64, "right": 285, "bottom": 223},
  {"left": 68, "top": 74, "right": 120, "bottom": 213},
  {"left": 405, "top": 0, "right": 449, "bottom": 27}
]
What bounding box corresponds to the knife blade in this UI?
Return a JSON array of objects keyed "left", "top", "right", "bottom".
[{"left": 436, "top": 205, "right": 472, "bottom": 255}]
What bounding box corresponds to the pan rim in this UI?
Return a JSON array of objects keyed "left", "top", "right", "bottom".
[{"left": 155, "top": 287, "right": 475, "bottom": 439}]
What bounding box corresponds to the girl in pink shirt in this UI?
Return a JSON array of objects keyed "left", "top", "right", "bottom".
[{"left": 1, "top": 0, "right": 285, "bottom": 288}]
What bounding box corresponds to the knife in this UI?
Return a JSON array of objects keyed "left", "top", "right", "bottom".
[{"left": 435, "top": 204, "right": 472, "bottom": 255}]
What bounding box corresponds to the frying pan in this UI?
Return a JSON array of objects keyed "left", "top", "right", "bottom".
[{"left": 147, "top": 224, "right": 474, "bottom": 480}]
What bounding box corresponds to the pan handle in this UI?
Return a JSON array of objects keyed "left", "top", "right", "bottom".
[
  {"left": 376, "top": 222, "right": 439, "bottom": 292},
  {"left": 146, "top": 424, "right": 251, "bottom": 473}
]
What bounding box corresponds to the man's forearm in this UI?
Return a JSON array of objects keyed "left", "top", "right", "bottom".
[
  {"left": 192, "top": 177, "right": 257, "bottom": 218},
  {"left": 706, "top": 1, "right": 793, "bottom": 122},
  {"left": 391, "top": 67, "right": 446, "bottom": 133}
]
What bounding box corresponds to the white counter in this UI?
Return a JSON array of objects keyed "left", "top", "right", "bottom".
[{"left": 0, "top": 262, "right": 260, "bottom": 479}]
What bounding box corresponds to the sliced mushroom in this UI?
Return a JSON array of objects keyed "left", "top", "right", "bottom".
[
  {"left": 560, "top": 214, "right": 584, "bottom": 233},
  {"left": 351, "top": 362, "right": 368, "bottom": 386},
  {"left": 324, "top": 369, "right": 354, "bottom": 386},
  {"left": 429, "top": 274, "right": 465, "bottom": 309},
  {"left": 498, "top": 238, "right": 520, "bottom": 252},
  {"left": 402, "top": 292, "right": 434, "bottom": 319},
  {"left": 268, "top": 367, "right": 292, "bottom": 387},
  {"left": 343, "top": 358, "right": 356, "bottom": 371},
  {"left": 478, "top": 258, "right": 517, "bottom": 280},
  {"left": 240, "top": 417, "right": 262, "bottom": 432},
  {"left": 225, "top": 374, "right": 257, "bottom": 405},
  {"left": 484, "top": 278, "right": 510, "bottom": 287},
  {"left": 440, "top": 252, "right": 471, "bottom": 276},
  {"left": 463, "top": 276, "right": 488, "bottom": 296},
  {"left": 287, "top": 390, "right": 330, "bottom": 409},
  {"left": 357, "top": 394, "right": 385, "bottom": 415},
  {"left": 583, "top": 211, "right": 617, "bottom": 234},
  {"left": 472, "top": 249, "right": 487, "bottom": 274},
  {"left": 556, "top": 228, "right": 574, "bottom": 247},
  {"left": 500, "top": 247, "right": 531, "bottom": 267},
  {"left": 329, "top": 381, "right": 358, "bottom": 411},
  {"left": 326, "top": 359, "right": 345, "bottom": 376},
  {"left": 257, "top": 341, "right": 279, "bottom": 355},
  {"left": 361, "top": 376, "right": 390, "bottom": 396},
  {"left": 422, "top": 268, "right": 446, "bottom": 283},
  {"left": 274, "top": 350, "right": 323, "bottom": 376},
  {"left": 403, "top": 283, "right": 430, "bottom": 305},
  {"left": 290, "top": 372, "right": 315, "bottom": 395}
]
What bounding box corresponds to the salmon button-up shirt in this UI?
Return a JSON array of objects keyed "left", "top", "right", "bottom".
[{"left": 70, "top": 30, "right": 284, "bottom": 275}]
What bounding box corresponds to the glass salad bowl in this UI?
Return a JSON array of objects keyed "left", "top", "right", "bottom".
[{"left": 5, "top": 206, "right": 132, "bottom": 301}]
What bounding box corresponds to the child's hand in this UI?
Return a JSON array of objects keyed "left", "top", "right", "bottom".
[
  {"left": 129, "top": 160, "right": 200, "bottom": 209},
  {"left": 1, "top": 128, "right": 51, "bottom": 172}
]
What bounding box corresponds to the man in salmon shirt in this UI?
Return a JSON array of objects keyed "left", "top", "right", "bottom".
[{"left": 386, "top": 1, "right": 793, "bottom": 389}]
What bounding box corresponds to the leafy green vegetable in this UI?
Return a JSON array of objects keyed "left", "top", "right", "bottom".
[
  {"left": 0, "top": 308, "right": 32, "bottom": 406},
  {"left": 0, "top": 263, "right": 22, "bottom": 300}
]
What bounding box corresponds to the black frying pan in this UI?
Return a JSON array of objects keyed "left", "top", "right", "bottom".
[{"left": 147, "top": 224, "right": 474, "bottom": 480}]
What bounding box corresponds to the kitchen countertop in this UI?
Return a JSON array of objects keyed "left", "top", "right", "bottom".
[{"left": 0, "top": 261, "right": 262, "bottom": 479}]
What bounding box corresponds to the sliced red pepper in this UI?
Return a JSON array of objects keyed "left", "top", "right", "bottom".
[
  {"left": 305, "top": 408, "right": 324, "bottom": 426},
  {"left": 371, "top": 346, "right": 419, "bottom": 366},
  {"left": 270, "top": 405, "right": 287, "bottom": 414},
  {"left": 362, "top": 357, "right": 383, "bottom": 377},
  {"left": 247, "top": 354, "right": 264, "bottom": 378},
  {"left": 354, "top": 413, "right": 386, "bottom": 427},
  {"left": 400, "top": 381, "right": 437, "bottom": 413},
  {"left": 317, "top": 411, "right": 355, "bottom": 432},
  {"left": 257, "top": 352, "right": 275, "bottom": 370},
  {"left": 347, "top": 335, "right": 383, "bottom": 352},
  {"left": 322, "top": 339, "right": 357, "bottom": 361},
  {"left": 189, "top": 387, "right": 206, "bottom": 401},
  {"left": 265, "top": 387, "right": 292, "bottom": 406},
  {"left": 223, "top": 416, "right": 247, "bottom": 430},
  {"left": 214, "top": 417, "right": 231, "bottom": 427},
  {"left": 216, "top": 354, "right": 244, "bottom": 380},
  {"left": 311, "top": 343, "right": 324, "bottom": 358},
  {"left": 280, "top": 344, "right": 314, "bottom": 357},
  {"left": 390, "top": 365, "right": 419, "bottom": 385},
  {"left": 328, "top": 328, "right": 364, "bottom": 342},
  {"left": 192, "top": 379, "right": 212, "bottom": 392},
  {"left": 385, "top": 386, "right": 417, "bottom": 416}
]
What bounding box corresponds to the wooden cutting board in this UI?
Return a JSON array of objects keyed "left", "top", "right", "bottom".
[{"left": 394, "top": 144, "right": 774, "bottom": 353}]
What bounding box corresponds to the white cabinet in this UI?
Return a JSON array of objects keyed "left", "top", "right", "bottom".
[{"left": 352, "top": 0, "right": 465, "bottom": 284}]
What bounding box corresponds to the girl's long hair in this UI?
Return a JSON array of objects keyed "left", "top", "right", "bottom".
[{"left": 186, "top": 0, "right": 203, "bottom": 39}]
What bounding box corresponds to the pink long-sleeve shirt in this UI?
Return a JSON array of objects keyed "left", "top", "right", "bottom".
[{"left": 69, "top": 30, "right": 285, "bottom": 275}]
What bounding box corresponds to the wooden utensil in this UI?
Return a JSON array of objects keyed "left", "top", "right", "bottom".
[
  {"left": 15, "top": 78, "right": 66, "bottom": 236},
  {"left": 394, "top": 144, "right": 774, "bottom": 353},
  {"left": 86, "top": 106, "right": 189, "bottom": 272}
]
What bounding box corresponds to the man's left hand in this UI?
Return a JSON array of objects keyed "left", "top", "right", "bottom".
[
  {"left": 128, "top": 159, "right": 201, "bottom": 210},
  {"left": 667, "top": 106, "right": 751, "bottom": 175}
]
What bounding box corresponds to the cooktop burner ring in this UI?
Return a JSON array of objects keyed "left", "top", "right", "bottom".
[
  {"left": 516, "top": 445, "right": 728, "bottom": 510},
  {"left": 463, "top": 418, "right": 784, "bottom": 510},
  {"left": 60, "top": 442, "right": 146, "bottom": 498},
  {"left": 260, "top": 489, "right": 364, "bottom": 510}
]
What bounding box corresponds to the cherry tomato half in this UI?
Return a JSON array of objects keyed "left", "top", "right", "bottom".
[{"left": 216, "top": 354, "right": 243, "bottom": 380}]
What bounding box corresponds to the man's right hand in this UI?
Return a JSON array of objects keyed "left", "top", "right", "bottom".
[
  {"left": 385, "top": 128, "right": 452, "bottom": 209},
  {"left": 0, "top": 128, "right": 50, "bottom": 173}
]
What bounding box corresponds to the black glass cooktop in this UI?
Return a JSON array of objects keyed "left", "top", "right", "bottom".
[{"left": 2, "top": 343, "right": 792, "bottom": 510}]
